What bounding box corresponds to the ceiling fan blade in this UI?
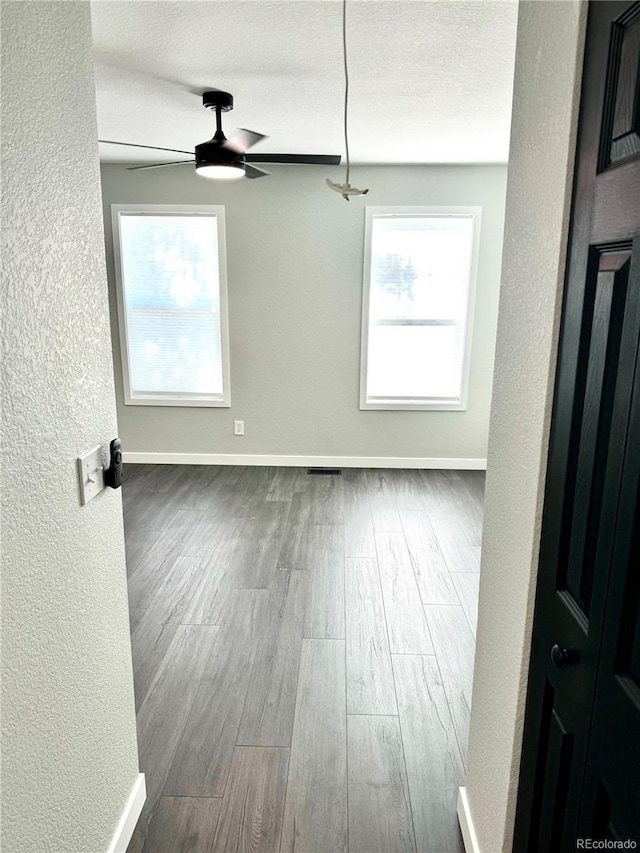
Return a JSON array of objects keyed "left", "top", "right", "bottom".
[
  {"left": 245, "top": 153, "right": 341, "bottom": 166},
  {"left": 244, "top": 164, "right": 270, "bottom": 180},
  {"left": 99, "top": 139, "right": 195, "bottom": 156},
  {"left": 127, "top": 160, "right": 195, "bottom": 171},
  {"left": 222, "top": 128, "right": 267, "bottom": 154}
]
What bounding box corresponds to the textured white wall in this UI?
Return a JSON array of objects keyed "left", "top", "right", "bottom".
[
  {"left": 464, "top": 2, "right": 587, "bottom": 851},
  {"left": 1, "top": 4, "right": 140, "bottom": 851},
  {"left": 100, "top": 163, "right": 506, "bottom": 462}
]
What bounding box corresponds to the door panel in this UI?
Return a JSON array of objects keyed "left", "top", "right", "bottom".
[
  {"left": 600, "top": 5, "right": 640, "bottom": 168},
  {"left": 514, "top": 3, "right": 640, "bottom": 850},
  {"left": 592, "top": 780, "right": 637, "bottom": 842},
  {"left": 577, "top": 243, "right": 640, "bottom": 840},
  {"left": 564, "top": 250, "right": 631, "bottom": 617},
  {"left": 536, "top": 697, "right": 575, "bottom": 853}
]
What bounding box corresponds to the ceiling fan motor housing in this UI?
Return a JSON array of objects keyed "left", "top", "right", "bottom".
[{"left": 195, "top": 138, "right": 245, "bottom": 167}]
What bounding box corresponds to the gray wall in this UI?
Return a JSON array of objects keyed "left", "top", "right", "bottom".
[
  {"left": 464, "top": 2, "right": 587, "bottom": 850},
  {"left": 100, "top": 163, "right": 507, "bottom": 463},
  {"left": 1, "top": 3, "right": 140, "bottom": 851}
]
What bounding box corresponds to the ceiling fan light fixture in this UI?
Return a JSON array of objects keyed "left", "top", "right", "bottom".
[
  {"left": 195, "top": 162, "right": 245, "bottom": 180},
  {"left": 195, "top": 133, "right": 246, "bottom": 180}
]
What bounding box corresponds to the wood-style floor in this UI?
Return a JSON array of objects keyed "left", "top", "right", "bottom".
[{"left": 123, "top": 464, "right": 483, "bottom": 853}]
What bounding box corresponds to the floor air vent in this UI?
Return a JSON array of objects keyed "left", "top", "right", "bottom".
[{"left": 307, "top": 468, "right": 343, "bottom": 476}]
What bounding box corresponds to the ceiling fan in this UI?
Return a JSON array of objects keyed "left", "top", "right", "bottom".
[{"left": 99, "top": 90, "right": 341, "bottom": 181}]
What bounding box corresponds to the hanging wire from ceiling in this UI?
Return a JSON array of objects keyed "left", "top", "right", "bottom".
[{"left": 326, "top": 0, "right": 369, "bottom": 201}]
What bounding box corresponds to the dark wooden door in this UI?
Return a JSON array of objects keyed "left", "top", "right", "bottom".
[{"left": 514, "top": 3, "right": 640, "bottom": 851}]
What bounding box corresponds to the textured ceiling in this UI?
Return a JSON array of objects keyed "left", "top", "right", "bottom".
[{"left": 92, "top": 0, "right": 518, "bottom": 165}]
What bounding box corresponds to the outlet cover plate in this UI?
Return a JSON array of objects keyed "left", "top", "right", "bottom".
[{"left": 78, "top": 445, "right": 105, "bottom": 505}]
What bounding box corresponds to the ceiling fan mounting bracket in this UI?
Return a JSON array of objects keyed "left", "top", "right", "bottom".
[{"left": 202, "top": 90, "right": 234, "bottom": 112}]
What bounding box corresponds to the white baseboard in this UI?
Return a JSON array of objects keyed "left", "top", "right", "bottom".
[
  {"left": 457, "top": 787, "right": 481, "bottom": 853},
  {"left": 122, "top": 452, "right": 487, "bottom": 470},
  {"left": 107, "top": 773, "right": 146, "bottom": 853}
]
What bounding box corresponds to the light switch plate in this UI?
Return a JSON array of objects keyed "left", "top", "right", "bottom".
[{"left": 78, "top": 445, "right": 105, "bottom": 505}]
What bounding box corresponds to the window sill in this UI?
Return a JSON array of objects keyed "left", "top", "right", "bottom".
[
  {"left": 360, "top": 400, "right": 467, "bottom": 411},
  {"left": 124, "top": 397, "right": 230, "bottom": 408}
]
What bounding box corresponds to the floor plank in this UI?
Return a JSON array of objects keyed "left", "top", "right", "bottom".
[
  {"left": 163, "top": 589, "right": 270, "bottom": 797},
  {"left": 266, "top": 467, "right": 305, "bottom": 503},
  {"left": 237, "top": 571, "right": 309, "bottom": 747},
  {"left": 125, "top": 529, "right": 161, "bottom": 579},
  {"left": 400, "top": 508, "right": 460, "bottom": 605},
  {"left": 128, "top": 606, "right": 147, "bottom": 634},
  {"left": 231, "top": 501, "right": 291, "bottom": 589},
  {"left": 386, "top": 469, "right": 426, "bottom": 511},
  {"left": 131, "top": 463, "right": 187, "bottom": 494},
  {"left": 302, "top": 525, "right": 345, "bottom": 639},
  {"left": 123, "top": 491, "right": 182, "bottom": 533},
  {"left": 423, "top": 604, "right": 475, "bottom": 764},
  {"left": 234, "top": 465, "right": 279, "bottom": 491},
  {"left": 366, "top": 469, "right": 403, "bottom": 533},
  {"left": 427, "top": 511, "right": 481, "bottom": 574},
  {"left": 172, "top": 465, "right": 224, "bottom": 511},
  {"left": 392, "top": 654, "right": 466, "bottom": 853},
  {"left": 419, "top": 476, "right": 481, "bottom": 575},
  {"left": 344, "top": 501, "right": 377, "bottom": 558},
  {"left": 181, "top": 519, "right": 246, "bottom": 624},
  {"left": 182, "top": 502, "right": 246, "bottom": 557},
  {"left": 346, "top": 558, "right": 397, "bottom": 715},
  {"left": 122, "top": 463, "right": 155, "bottom": 494},
  {"left": 276, "top": 522, "right": 306, "bottom": 571},
  {"left": 347, "top": 714, "right": 416, "bottom": 853},
  {"left": 305, "top": 474, "right": 345, "bottom": 525},
  {"left": 451, "top": 572, "right": 480, "bottom": 636},
  {"left": 277, "top": 490, "right": 344, "bottom": 568},
  {"left": 212, "top": 747, "right": 289, "bottom": 853},
  {"left": 444, "top": 472, "right": 485, "bottom": 547},
  {"left": 342, "top": 467, "right": 367, "bottom": 488},
  {"left": 375, "top": 532, "right": 434, "bottom": 654},
  {"left": 276, "top": 492, "right": 318, "bottom": 569},
  {"left": 280, "top": 639, "right": 347, "bottom": 853},
  {"left": 128, "top": 624, "right": 220, "bottom": 851},
  {"left": 142, "top": 797, "right": 221, "bottom": 853},
  {"left": 130, "top": 555, "right": 207, "bottom": 709},
  {"left": 127, "top": 510, "right": 204, "bottom": 607}
]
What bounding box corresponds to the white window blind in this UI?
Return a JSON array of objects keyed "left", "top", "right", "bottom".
[
  {"left": 113, "top": 206, "right": 230, "bottom": 407},
  {"left": 360, "top": 208, "right": 480, "bottom": 410}
]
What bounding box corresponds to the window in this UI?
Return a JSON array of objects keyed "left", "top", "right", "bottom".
[
  {"left": 112, "top": 205, "right": 230, "bottom": 406},
  {"left": 360, "top": 206, "right": 481, "bottom": 411}
]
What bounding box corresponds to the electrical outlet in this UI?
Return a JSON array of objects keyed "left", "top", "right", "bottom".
[{"left": 234, "top": 420, "right": 245, "bottom": 436}]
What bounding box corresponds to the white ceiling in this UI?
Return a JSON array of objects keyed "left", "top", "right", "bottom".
[{"left": 92, "top": 0, "right": 518, "bottom": 166}]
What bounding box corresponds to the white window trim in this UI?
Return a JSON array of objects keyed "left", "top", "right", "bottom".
[
  {"left": 111, "top": 204, "right": 231, "bottom": 408},
  {"left": 359, "top": 205, "right": 482, "bottom": 412}
]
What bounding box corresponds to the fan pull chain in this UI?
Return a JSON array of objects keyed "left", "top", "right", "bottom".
[{"left": 326, "top": 0, "right": 369, "bottom": 201}]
